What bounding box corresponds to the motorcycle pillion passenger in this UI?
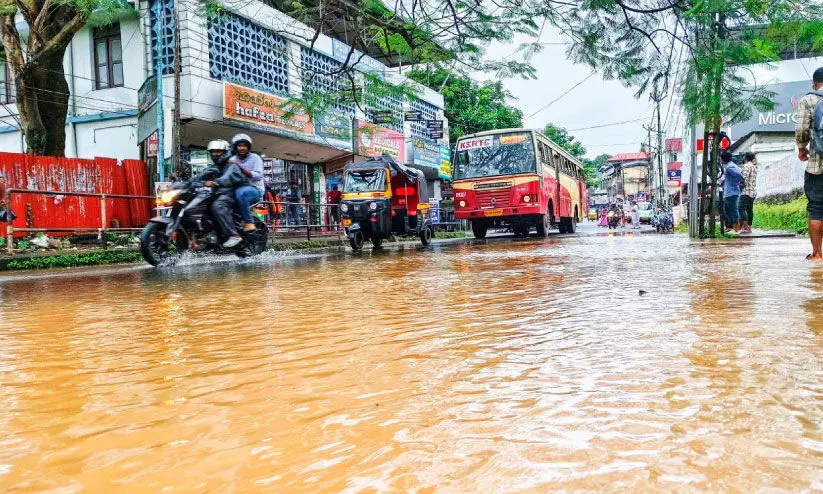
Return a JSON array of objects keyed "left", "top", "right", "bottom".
[{"left": 228, "top": 133, "right": 265, "bottom": 232}]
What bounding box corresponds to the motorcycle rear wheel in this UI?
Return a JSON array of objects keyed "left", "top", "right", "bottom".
[{"left": 235, "top": 218, "right": 269, "bottom": 258}]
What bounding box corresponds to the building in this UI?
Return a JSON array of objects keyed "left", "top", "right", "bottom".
[
  {"left": 0, "top": 0, "right": 451, "bottom": 206},
  {"left": 600, "top": 152, "right": 651, "bottom": 203}
]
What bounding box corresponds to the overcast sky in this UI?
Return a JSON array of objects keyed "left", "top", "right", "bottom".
[{"left": 477, "top": 27, "right": 660, "bottom": 159}]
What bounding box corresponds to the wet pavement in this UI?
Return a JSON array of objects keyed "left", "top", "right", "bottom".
[{"left": 1, "top": 223, "right": 822, "bottom": 492}]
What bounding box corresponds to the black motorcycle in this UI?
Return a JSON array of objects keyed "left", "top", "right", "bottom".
[
  {"left": 607, "top": 209, "right": 620, "bottom": 229},
  {"left": 140, "top": 171, "right": 268, "bottom": 266}
]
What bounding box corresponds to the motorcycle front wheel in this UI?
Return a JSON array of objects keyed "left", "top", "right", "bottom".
[{"left": 140, "top": 223, "right": 188, "bottom": 266}]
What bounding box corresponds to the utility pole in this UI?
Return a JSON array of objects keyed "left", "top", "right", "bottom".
[
  {"left": 153, "top": 0, "right": 165, "bottom": 182},
  {"left": 172, "top": 1, "right": 182, "bottom": 179},
  {"left": 657, "top": 99, "right": 666, "bottom": 205}
]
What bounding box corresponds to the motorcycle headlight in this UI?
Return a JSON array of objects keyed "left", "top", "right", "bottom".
[
  {"left": 340, "top": 203, "right": 349, "bottom": 213},
  {"left": 369, "top": 202, "right": 378, "bottom": 211},
  {"left": 159, "top": 189, "right": 182, "bottom": 205}
]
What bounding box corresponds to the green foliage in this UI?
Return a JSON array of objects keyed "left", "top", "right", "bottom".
[
  {"left": 0, "top": 237, "right": 5, "bottom": 248},
  {"left": 4, "top": 251, "right": 143, "bottom": 270},
  {"left": 269, "top": 240, "right": 335, "bottom": 251},
  {"left": 753, "top": 197, "right": 809, "bottom": 234},
  {"left": 582, "top": 154, "right": 610, "bottom": 188},
  {"left": 543, "top": 124, "right": 586, "bottom": 159},
  {"left": 406, "top": 67, "right": 523, "bottom": 142}
]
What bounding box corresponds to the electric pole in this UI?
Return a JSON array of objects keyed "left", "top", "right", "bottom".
[
  {"left": 656, "top": 97, "right": 665, "bottom": 205},
  {"left": 153, "top": 0, "right": 165, "bottom": 182},
  {"left": 172, "top": 1, "right": 182, "bottom": 178}
]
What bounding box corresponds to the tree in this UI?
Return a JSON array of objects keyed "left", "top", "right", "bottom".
[
  {"left": 0, "top": 0, "right": 130, "bottom": 156},
  {"left": 543, "top": 123, "right": 585, "bottom": 159},
  {"left": 406, "top": 67, "right": 523, "bottom": 143},
  {"left": 582, "top": 153, "right": 610, "bottom": 188},
  {"left": 549, "top": 0, "right": 823, "bottom": 237}
]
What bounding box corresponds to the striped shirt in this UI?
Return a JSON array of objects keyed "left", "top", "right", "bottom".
[
  {"left": 741, "top": 162, "right": 758, "bottom": 198},
  {"left": 796, "top": 92, "right": 823, "bottom": 175}
]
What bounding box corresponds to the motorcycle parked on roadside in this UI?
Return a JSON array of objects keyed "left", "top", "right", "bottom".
[{"left": 140, "top": 168, "right": 268, "bottom": 266}]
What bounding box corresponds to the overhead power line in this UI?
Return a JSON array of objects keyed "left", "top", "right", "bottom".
[
  {"left": 526, "top": 71, "right": 596, "bottom": 119},
  {"left": 567, "top": 117, "right": 647, "bottom": 132}
]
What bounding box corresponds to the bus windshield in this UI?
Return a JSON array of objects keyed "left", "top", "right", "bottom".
[
  {"left": 454, "top": 132, "right": 536, "bottom": 180},
  {"left": 344, "top": 169, "right": 386, "bottom": 193}
]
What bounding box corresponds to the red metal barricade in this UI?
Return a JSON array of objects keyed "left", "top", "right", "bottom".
[{"left": 0, "top": 152, "right": 151, "bottom": 238}]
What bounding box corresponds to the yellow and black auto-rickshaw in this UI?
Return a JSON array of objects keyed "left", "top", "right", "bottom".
[{"left": 340, "top": 155, "right": 434, "bottom": 250}]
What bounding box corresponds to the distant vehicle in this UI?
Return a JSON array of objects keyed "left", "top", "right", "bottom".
[
  {"left": 637, "top": 202, "right": 653, "bottom": 224},
  {"left": 453, "top": 128, "right": 587, "bottom": 238}
]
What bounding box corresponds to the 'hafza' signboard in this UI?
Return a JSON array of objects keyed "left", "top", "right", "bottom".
[{"left": 223, "top": 82, "right": 313, "bottom": 135}]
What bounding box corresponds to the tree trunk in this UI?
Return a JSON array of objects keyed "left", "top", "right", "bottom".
[{"left": 14, "top": 48, "right": 70, "bottom": 156}]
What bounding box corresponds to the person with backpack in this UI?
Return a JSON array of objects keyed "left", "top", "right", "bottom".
[{"left": 796, "top": 67, "right": 823, "bottom": 261}]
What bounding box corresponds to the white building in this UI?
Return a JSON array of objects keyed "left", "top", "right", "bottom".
[{"left": 0, "top": 0, "right": 451, "bottom": 202}]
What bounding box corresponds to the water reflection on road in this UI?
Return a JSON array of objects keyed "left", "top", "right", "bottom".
[{"left": 1, "top": 228, "right": 822, "bottom": 491}]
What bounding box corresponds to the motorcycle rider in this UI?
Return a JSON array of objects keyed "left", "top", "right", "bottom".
[{"left": 203, "top": 138, "right": 253, "bottom": 248}]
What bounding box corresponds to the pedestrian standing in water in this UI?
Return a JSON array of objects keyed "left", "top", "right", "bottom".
[
  {"left": 631, "top": 201, "right": 640, "bottom": 229},
  {"left": 739, "top": 152, "right": 759, "bottom": 234},
  {"left": 796, "top": 67, "right": 823, "bottom": 261},
  {"left": 721, "top": 151, "right": 745, "bottom": 234}
]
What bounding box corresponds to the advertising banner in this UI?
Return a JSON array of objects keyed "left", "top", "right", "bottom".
[
  {"left": 314, "top": 113, "right": 353, "bottom": 152},
  {"left": 223, "top": 82, "right": 313, "bottom": 136},
  {"left": 356, "top": 121, "right": 405, "bottom": 160},
  {"left": 439, "top": 145, "right": 451, "bottom": 180},
  {"left": 412, "top": 137, "right": 441, "bottom": 171}
]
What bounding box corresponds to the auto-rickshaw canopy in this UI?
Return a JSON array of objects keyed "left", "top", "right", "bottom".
[{"left": 344, "top": 155, "right": 428, "bottom": 203}]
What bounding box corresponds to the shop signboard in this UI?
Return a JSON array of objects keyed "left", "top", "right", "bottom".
[
  {"left": 147, "top": 131, "right": 159, "bottom": 157},
  {"left": 425, "top": 119, "right": 443, "bottom": 139},
  {"left": 314, "top": 113, "right": 353, "bottom": 152},
  {"left": 331, "top": 39, "right": 385, "bottom": 75},
  {"left": 412, "top": 136, "right": 441, "bottom": 172},
  {"left": 667, "top": 170, "right": 682, "bottom": 188},
  {"left": 356, "top": 120, "right": 405, "bottom": 160},
  {"left": 223, "top": 82, "right": 314, "bottom": 136},
  {"left": 370, "top": 110, "right": 394, "bottom": 125},
  {"left": 138, "top": 76, "right": 158, "bottom": 114},
  {"left": 137, "top": 102, "right": 158, "bottom": 144},
  {"left": 729, "top": 81, "right": 810, "bottom": 140},
  {"left": 439, "top": 145, "right": 452, "bottom": 180},
  {"left": 404, "top": 110, "right": 423, "bottom": 122}
]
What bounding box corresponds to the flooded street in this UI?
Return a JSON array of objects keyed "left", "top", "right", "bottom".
[{"left": 1, "top": 226, "right": 822, "bottom": 492}]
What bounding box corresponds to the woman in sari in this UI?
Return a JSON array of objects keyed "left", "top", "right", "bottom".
[{"left": 598, "top": 207, "right": 608, "bottom": 227}]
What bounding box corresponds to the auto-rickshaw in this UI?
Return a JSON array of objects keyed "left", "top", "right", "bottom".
[{"left": 340, "top": 155, "right": 435, "bottom": 250}]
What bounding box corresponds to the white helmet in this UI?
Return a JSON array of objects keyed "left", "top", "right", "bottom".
[
  {"left": 207, "top": 139, "right": 230, "bottom": 152},
  {"left": 231, "top": 133, "right": 252, "bottom": 149}
]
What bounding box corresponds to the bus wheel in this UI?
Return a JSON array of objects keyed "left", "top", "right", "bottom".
[
  {"left": 472, "top": 221, "right": 488, "bottom": 239},
  {"left": 536, "top": 213, "right": 550, "bottom": 237}
]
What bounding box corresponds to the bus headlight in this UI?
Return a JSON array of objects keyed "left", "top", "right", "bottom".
[
  {"left": 459, "top": 200, "right": 466, "bottom": 207},
  {"left": 522, "top": 195, "right": 531, "bottom": 203},
  {"left": 340, "top": 203, "right": 349, "bottom": 213},
  {"left": 369, "top": 202, "right": 378, "bottom": 211}
]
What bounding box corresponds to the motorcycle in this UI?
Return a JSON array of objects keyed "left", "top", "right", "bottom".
[
  {"left": 654, "top": 208, "right": 674, "bottom": 233},
  {"left": 607, "top": 210, "right": 620, "bottom": 229},
  {"left": 139, "top": 170, "right": 268, "bottom": 266}
]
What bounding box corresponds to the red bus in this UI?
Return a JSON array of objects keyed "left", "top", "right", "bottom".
[{"left": 453, "top": 129, "right": 587, "bottom": 238}]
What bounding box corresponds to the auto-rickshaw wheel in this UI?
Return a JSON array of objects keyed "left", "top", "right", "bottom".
[
  {"left": 371, "top": 237, "right": 383, "bottom": 248},
  {"left": 419, "top": 226, "right": 432, "bottom": 246},
  {"left": 349, "top": 230, "right": 365, "bottom": 250}
]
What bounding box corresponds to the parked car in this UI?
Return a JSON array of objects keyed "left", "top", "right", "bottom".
[{"left": 637, "top": 202, "right": 653, "bottom": 224}]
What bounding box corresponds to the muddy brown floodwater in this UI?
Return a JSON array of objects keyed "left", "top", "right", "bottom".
[{"left": 1, "top": 229, "right": 822, "bottom": 492}]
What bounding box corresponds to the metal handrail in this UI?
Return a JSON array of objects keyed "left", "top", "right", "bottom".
[{"left": 3, "top": 188, "right": 157, "bottom": 254}]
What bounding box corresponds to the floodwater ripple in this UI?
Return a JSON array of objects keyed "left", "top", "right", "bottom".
[{"left": 0, "top": 230, "right": 822, "bottom": 492}]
